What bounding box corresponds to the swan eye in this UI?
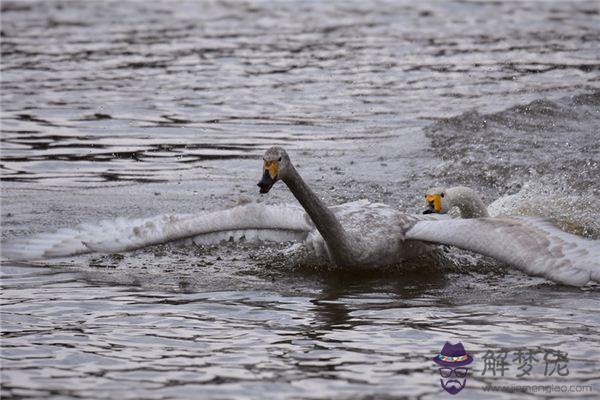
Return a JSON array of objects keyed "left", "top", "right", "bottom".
[
  {"left": 441, "top": 192, "right": 445, "bottom": 198},
  {"left": 278, "top": 157, "right": 282, "bottom": 161}
]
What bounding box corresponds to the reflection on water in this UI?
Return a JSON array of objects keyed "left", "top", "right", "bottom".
[{"left": 1, "top": 0, "right": 600, "bottom": 399}]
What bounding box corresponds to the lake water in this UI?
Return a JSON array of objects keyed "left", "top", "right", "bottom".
[{"left": 1, "top": 1, "right": 599, "bottom": 399}]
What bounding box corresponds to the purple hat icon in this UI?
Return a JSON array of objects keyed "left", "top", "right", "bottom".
[{"left": 433, "top": 342, "right": 473, "bottom": 367}]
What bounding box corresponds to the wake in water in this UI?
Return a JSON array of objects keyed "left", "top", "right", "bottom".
[{"left": 425, "top": 92, "right": 600, "bottom": 236}]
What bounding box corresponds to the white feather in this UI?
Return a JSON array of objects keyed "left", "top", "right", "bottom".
[
  {"left": 405, "top": 216, "right": 600, "bottom": 286},
  {"left": 2, "top": 203, "right": 312, "bottom": 261}
]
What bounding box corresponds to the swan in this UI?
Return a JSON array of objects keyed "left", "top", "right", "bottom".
[{"left": 256, "top": 147, "right": 442, "bottom": 267}]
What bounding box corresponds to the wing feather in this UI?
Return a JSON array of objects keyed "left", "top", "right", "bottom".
[
  {"left": 405, "top": 217, "right": 600, "bottom": 286},
  {"left": 2, "top": 203, "right": 311, "bottom": 261}
]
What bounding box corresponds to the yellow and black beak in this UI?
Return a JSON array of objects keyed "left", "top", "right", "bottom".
[
  {"left": 423, "top": 194, "right": 442, "bottom": 214},
  {"left": 257, "top": 160, "right": 279, "bottom": 194}
]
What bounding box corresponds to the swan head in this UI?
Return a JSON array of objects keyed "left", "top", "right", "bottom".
[
  {"left": 423, "top": 187, "right": 449, "bottom": 214},
  {"left": 423, "top": 186, "right": 489, "bottom": 218},
  {"left": 257, "top": 146, "right": 291, "bottom": 194}
]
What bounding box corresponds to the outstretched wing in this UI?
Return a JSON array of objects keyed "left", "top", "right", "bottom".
[
  {"left": 2, "top": 203, "right": 312, "bottom": 261},
  {"left": 405, "top": 217, "right": 600, "bottom": 287}
]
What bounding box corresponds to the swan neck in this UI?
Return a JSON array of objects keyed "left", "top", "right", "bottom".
[
  {"left": 447, "top": 187, "right": 489, "bottom": 218},
  {"left": 283, "top": 167, "right": 354, "bottom": 264}
]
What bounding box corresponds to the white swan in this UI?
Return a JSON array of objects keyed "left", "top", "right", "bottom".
[
  {"left": 256, "top": 147, "right": 446, "bottom": 266},
  {"left": 412, "top": 186, "right": 600, "bottom": 286}
]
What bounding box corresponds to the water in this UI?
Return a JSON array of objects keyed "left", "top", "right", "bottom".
[{"left": 1, "top": 1, "right": 599, "bottom": 398}]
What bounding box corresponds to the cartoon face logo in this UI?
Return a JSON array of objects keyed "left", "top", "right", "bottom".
[{"left": 433, "top": 342, "right": 473, "bottom": 395}]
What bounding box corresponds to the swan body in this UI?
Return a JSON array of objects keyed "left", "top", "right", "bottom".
[
  {"left": 486, "top": 185, "right": 600, "bottom": 237},
  {"left": 303, "top": 200, "right": 442, "bottom": 266}
]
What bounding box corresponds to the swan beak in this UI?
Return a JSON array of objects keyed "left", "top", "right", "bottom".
[
  {"left": 258, "top": 169, "right": 276, "bottom": 193},
  {"left": 423, "top": 201, "right": 435, "bottom": 214},
  {"left": 258, "top": 161, "right": 278, "bottom": 193},
  {"left": 423, "top": 194, "right": 442, "bottom": 214}
]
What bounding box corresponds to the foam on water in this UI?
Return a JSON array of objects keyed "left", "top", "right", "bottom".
[{"left": 426, "top": 92, "right": 600, "bottom": 237}]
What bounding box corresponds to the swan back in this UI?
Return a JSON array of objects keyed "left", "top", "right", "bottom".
[{"left": 302, "top": 200, "right": 439, "bottom": 266}]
